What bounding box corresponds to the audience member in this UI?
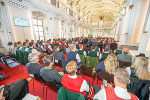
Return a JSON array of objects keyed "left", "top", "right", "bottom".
[
  {"left": 19, "top": 42, "right": 28, "bottom": 52},
  {"left": 16, "top": 41, "right": 22, "bottom": 51},
  {"left": 7, "top": 42, "right": 16, "bottom": 57},
  {"left": 88, "top": 45, "right": 99, "bottom": 57},
  {"left": 96, "top": 53, "right": 117, "bottom": 79},
  {"left": 115, "top": 45, "right": 123, "bottom": 54},
  {"left": 0, "top": 79, "right": 41, "bottom": 100},
  {"left": 66, "top": 44, "right": 81, "bottom": 69},
  {"left": 99, "top": 45, "right": 110, "bottom": 60},
  {"left": 40, "top": 55, "right": 64, "bottom": 89},
  {"left": 52, "top": 46, "right": 66, "bottom": 71},
  {"left": 126, "top": 57, "right": 150, "bottom": 80},
  {"left": 94, "top": 68, "right": 138, "bottom": 100},
  {"left": 77, "top": 44, "right": 87, "bottom": 58},
  {"left": 26, "top": 52, "right": 43, "bottom": 76},
  {"left": 117, "top": 48, "right": 132, "bottom": 63},
  {"left": 25, "top": 42, "right": 38, "bottom": 53},
  {"left": 61, "top": 61, "right": 89, "bottom": 94}
]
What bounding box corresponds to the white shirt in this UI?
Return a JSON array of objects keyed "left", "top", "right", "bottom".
[
  {"left": 79, "top": 49, "right": 87, "bottom": 58},
  {"left": 76, "top": 53, "right": 81, "bottom": 63},
  {"left": 25, "top": 48, "right": 38, "bottom": 53},
  {"left": 94, "top": 86, "right": 133, "bottom": 100},
  {"left": 68, "top": 74, "right": 89, "bottom": 92},
  {"left": 48, "top": 45, "right": 52, "bottom": 51}
]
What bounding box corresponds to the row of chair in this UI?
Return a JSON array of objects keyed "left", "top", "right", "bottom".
[{"left": 16, "top": 50, "right": 29, "bottom": 65}]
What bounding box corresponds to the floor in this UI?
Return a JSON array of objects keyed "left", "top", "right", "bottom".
[{"left": 0, "top": 62, "right": 102, "bottom": 100}]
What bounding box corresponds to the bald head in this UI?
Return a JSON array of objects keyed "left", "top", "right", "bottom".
[{"left": 122, "top": 48, "right": 129, "bottom": 54}]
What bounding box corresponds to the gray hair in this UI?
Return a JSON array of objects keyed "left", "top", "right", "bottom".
[
  {"left": 28, "top": 52, "right": 40, "bottom": 62},
  {"left": 114, "top": 68, "right": 130, "bottom": 84}
]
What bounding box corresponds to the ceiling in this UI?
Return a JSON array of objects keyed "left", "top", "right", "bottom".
[{"left": 69, "top": 0, "right": 127, "bottom": 28}]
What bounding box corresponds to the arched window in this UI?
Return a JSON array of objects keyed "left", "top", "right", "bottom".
[{"left": 33, "top": 18, "right": 44, "bottom": 40}]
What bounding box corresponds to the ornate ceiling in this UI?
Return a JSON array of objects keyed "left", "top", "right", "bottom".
[{"left": 69, "top": 0, "right": 127, "bottom": 28}]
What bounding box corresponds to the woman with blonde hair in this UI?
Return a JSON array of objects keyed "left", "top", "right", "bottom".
[
  {"left": 126, "top": 57, "right": 150, "bottom": 80},
  {"left": 126, "top": 57, "right": 150, "bottom": 100},
  {"left": 96, "top": 53, "right": 118, "bottom": 80}
]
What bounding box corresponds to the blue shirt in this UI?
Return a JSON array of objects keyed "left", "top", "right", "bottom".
[{"left": 96, "top": 61, "right": 106, "bottom": 78}]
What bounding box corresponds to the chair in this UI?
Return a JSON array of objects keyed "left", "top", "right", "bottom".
[
  {"left": 18, "top": 50, "right": 24, "bottom": 63},
  {"left": 119, "top": 61, "right": 131, "bottom": 68},
  {"left": 101, "top": 53, "right": 110, "bottom": 61},
  {"left": 127, "top": 76, "right": 150, "bottom": 100},
  {"left": 54, "top": 59, "right": 62, "bottom": 67},
  {"left": 110, "top": 46, "right": 116, "bottom": 53},
  {"left": 0, "top": 57, "right": 20, "bottom": 74},
  {"left": 16, "top": 50, "right": 20, "bottom": 61},
  {"left": 98, "top": 70, "right": 114, "bottom": 83},
  {"left": 115, "top": 50, "right": 122, "bottom": 55},
  {"left": 23, "top": 51, "right": 29, "bottom": 65},
  {"left": 57, "top": 86, "right": 85, "bottom": 100},
  {"left": 86, "top": 56, "right": 99, "bottom": 68},
  {"left": 80, "top": 65, "right": 94, "bottom": 77},
  {"left": 45, "top": 81, "right": 58, "bottom": 100},
  {"left": 98, "top": 45, "right": 103, "bottom": 52},
  {"left": 79, "top": 54, "right": 86, "bottom": 65},
  {"left": 33, "top": 74, "right": 58, "bottom": 100},
  {"left": 32, "top": 74, "right": 45, "bottom": 98}
]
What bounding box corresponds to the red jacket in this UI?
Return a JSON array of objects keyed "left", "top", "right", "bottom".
[
  {"left": 105, "top": 87, "right": 138, "bottom": 100},
  {"left": 61, "top": 74, "right": 84, "bottom": 94}
]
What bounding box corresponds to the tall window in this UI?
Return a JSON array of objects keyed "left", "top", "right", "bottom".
[{"left": 33, "top": 19, "right": 44, "bottom": 40}]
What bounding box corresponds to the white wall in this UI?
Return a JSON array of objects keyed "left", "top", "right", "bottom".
[{"left": 8, "top": 5, "right": 34, "bottom": 42}]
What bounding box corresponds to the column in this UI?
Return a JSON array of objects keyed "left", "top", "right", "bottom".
[
  {"left": 138, "top": 2, "right": 150, "bottom": 57},
  {"left": 131, "top": 0, "right": 150, "bottom": 43}
]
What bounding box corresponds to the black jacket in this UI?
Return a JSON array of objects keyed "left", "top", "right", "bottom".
[{"left": 127, "top": 76, "right": 150, "bottom": 100}]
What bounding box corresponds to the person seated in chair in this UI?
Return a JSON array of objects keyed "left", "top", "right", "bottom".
[
  {"left": 88, "top": 45, "right": 99, "bottom": 57},
  {"left": 7, "top": 42, "right": 16, "bottom": 56},
  {"left": 40, "top": 55, "right": 64, "bottom": 89},
  {"left": 0, "top": 79, "right": 41, "bottom": 100},
  {"left": 16, "top": 41, "right": 22, "bottom": 51},
  {"left": 77, "top": 44, "right": 87, "bottom": 58},
  {"left": 25, "top": 42, "right": 38, "bottom": 54},
  {"left": 125, "top": 56, "right": 150, "bottom": 79},
  {"left": 125, "top": 57, "right": 150, "bottom": 100},
  {"left": 19, "top": 42, "right": 28, "bottom": 52},
  {"left": 94, "top": 68, "right": 138, "bottom": 100},
  {"left": 61, "top": 61, "right": 89, "bottom": 95},
  {"left": 110, "top": 39, "right": 118, "bottom": 53},
  {"left": 66, "top": 44, "right": 81, "bottom": 72},
  {"left": 52, "top": 46, "right": 66, "bottom": 68},
  {"left": 99, "top": 45, "right": 110, "bottom": 60},
  {"left": 26, "top": 52, "right": 44, "bottom": 76},
  {"left": 44, "top": 41, "right": 53, "bottom": 55},
  {"left": 96, "top": 53, "right": 117, "bottom": 79},
  {"left": 115, "top": 45, "right": 123, "bottom": 54},
  {"left": 117, "top": 48, "right": 132, "bottom": 63}
]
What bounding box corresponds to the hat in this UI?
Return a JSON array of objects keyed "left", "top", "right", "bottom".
[{"left": 136, "top": 53, "right": 148, "bottom": 59}]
